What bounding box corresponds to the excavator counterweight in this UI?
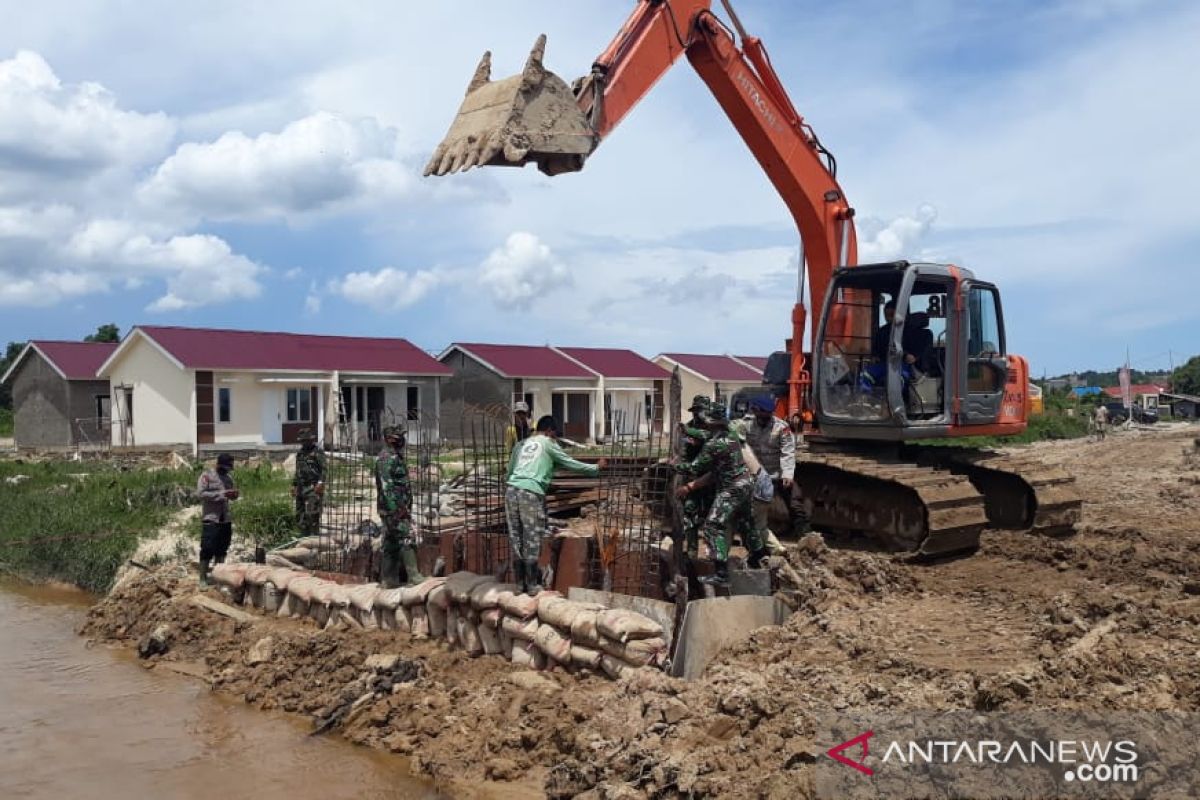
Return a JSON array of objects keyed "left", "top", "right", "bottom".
[{"left": 423, "top": 36, "right": 595, "bottom": 178}]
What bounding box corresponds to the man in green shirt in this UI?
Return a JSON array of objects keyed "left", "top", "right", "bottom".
[{"left": 505, "top": 415, "right": 606, "bottom": 593}]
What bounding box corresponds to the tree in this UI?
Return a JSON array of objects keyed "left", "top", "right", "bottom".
[
  {"left": 0, "top": 340, "right": 26, "bottom": 409},
  {"left": 84, "top": 323, "right": 120, "bottom": 343},
  {"left": 1172, "top": 355, "right": 1200, "bottom": 396}
]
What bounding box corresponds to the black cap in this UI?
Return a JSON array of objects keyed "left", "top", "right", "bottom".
[{"left": 216, "top": 453, "right": 234, "bottom": 467}]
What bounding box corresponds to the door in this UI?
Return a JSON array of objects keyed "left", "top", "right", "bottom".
[
  {"left": 261, "top": 391, "right": 282, "bottom": 444},
  {"left": 959, "top": 283, "right": 1007, "bottom": 424},
  {"left": 195, "top": 371, "right": 215, "bottom": 444},
  {"left": 565, "top": 393, "right": 591, "bottom": 440}
]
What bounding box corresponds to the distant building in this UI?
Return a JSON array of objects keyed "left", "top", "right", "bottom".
[
  {"left": 1, "top": 341, "right": 118, "bottom": 449},
  {"left": 97, "top": 326, "right": 451, "bottom": 452},
  {"left": 651, "top": 353, "right": 765, "bottom": 420},
  {"left": 1071, "top": 386, "right": 1103, "bottom": 398},
  {"left": 1102, "top": 383, "right": 1168, "bottom": 409}
]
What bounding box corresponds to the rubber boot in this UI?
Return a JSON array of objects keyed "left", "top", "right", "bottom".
[
  {"left": 747, "top": 548, "right": 770, "bottom": 569},
  {"left": 524, "top": 558, "right": 544, "bottom": 595},
  {"left": 380, "top": 549, "right": 402, "bottom": 589},
  {"left": 199, "top": 557, "right": 211, "bottom": 586},
  {"left": 699, "top": 560, "right": 729, "bottom": 587},
  {"left": 513, "top": 559, "right": 527, "bottom": 593},
  {"left": 254, "top": 545, "right": 266, "bottom": 565},
  {"left": 400, "top": 545, "right": 424, "bottom": 585}
]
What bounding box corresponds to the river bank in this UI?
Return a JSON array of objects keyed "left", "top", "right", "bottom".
[{"left": 0, "top": 576, "right": 439, "bottom": 800}]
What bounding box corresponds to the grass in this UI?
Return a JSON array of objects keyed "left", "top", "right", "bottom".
[
  {"left": 0, "top": 408, "right": 12, "bottom": 437},
  {"left": 0, "top": 458, "right": 297, "bottom": 592},
  {"left": 922, "top": 408, "right": 1091, "bottom": 449}
]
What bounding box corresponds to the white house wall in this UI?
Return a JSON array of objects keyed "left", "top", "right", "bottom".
[
  {"left": 106, "top": 337, "right": 192, "bottom": 446},
  {"left": 604, "top": 378, "right": 658, "bottom": 436},
  {"left": 213, "top": 372, "right": 268, "bottom": 444}
]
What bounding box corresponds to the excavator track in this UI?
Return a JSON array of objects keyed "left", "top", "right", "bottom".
[
  {"left": 796, "top": 453, "right": 990, "bottom": 557},
  {"left": 906, "top": 446, "right": 1082, "bottom": 535}
]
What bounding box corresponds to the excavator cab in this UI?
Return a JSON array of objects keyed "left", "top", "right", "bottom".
[{"left": 813, "top": 261, "right": 1027, "bottom": 441}]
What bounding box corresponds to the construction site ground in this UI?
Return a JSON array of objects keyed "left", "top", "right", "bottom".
[{"left": 81, "top": 425, "right": 1200, "bottom": 799}]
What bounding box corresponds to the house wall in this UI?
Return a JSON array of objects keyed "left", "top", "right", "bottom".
[
  {"left": 106, "top": 337, "right": 193, "bottom": 447},
  {"left": 212, "top": 372, "right": 270, "bottom": 444},
  {"left": 654, "top": 358, "right": 713, "bottom": 422},
  {"left": 438, "top": 351, "right": 512, "bottom": 442},
  {"left": 604, "top": 378, "right": 660, "bottom": 438},
  {"left": 10, "top": 353, "right": 71, "bottom": 448}
]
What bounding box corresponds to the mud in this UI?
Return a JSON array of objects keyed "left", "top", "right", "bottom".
[{"left": 81, "top": 426, "right": 1200, "bottom": 798}]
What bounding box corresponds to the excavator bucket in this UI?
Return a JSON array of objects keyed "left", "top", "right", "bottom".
[{"left": 423, "top": 35, "right": 596, "bottom": 178}]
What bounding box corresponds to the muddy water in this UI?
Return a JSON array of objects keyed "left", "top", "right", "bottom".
[{"left": 0, "top": 579, "right": 439, "bottom": 800}]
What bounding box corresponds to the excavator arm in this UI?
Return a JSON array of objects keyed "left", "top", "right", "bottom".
[{"left": 425, "top": 0, "right": 858, "bottom": 416}]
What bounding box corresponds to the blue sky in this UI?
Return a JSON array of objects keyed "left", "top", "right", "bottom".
[{"left": 1, "top": 0, "right": 1196, "bottom": 376}]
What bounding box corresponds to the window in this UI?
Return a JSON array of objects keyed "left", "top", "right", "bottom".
[
  {"left": 218, "top": 387, "right": 232, "bottom": 423},
  {"left": 407, "top": 386, "right": 420, "bottom": 421},
  {"left": 967, "top": 287, "right": 1003, "bottom": 357},
  {"left": 286, "top": 388, "right": 311, "bottom": 422},
  {"left": 95, "top": 395, "right": 111, "bottom": 421}
]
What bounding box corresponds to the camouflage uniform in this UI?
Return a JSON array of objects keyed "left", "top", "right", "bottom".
[
  {"left": 375, "top": 426, "right": 415, "bottom": 587},
  {"left": 292, "top": 429, "right": 325, "bottom": 536},
  {"left": 676, "top": 404, "right": 760, "bottom": 562},
  {"left": 504, "top": 485, "right": 547, "bottom": 562},
  {"left": 679, "top": 395, "right": 715, "bottom": 559}
]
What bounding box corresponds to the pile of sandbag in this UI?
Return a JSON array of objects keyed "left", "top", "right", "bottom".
[{"left": 207, "top": 564, "right": 668, "bottom": 678}]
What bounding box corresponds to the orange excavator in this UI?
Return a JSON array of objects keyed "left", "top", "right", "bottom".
[{"left": 425, "top": 0, "right": 1080, "bottom": 555}]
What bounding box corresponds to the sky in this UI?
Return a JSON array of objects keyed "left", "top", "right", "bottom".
[{"left": 0, "top": 0, "right": 1196, "bottom": 376}]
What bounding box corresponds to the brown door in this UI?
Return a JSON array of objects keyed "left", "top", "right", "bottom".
[{"left": 195, "top": 371, "right": 214, "bottom": 444}]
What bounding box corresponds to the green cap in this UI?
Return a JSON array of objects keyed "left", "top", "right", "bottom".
[
  {"left": 382, "top": 424, "right": 406, "bottom": 440},
  {"left": 297, "top": 428, "right": 316, "bottom": 442},
  {"left": 687, "top": 395, "right": 712, "bottom": 413}
]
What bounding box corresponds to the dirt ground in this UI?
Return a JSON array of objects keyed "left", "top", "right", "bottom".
[{"left": 80, "top": 425, "right": 1200, "bottom": 799}]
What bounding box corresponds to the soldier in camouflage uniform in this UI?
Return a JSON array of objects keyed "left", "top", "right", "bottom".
[
  {"left": 291, "top": 428, "right": 325, "bottom": 537},
  {"left": 375, "top": 424, "right": 423, "bottom": 588},
  {"left": 678, "top": 395, "right": 716, "bottom": 560},
  {"left": 674, "top": 402, "right": 760, "bottom": 586}
]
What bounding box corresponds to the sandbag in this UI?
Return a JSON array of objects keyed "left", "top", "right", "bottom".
[
  {"left": 498, "top": 591, "right": 544, "bottom": 620},
  {"left": 427, "top": 602, "right": 446, "bottom": 638},
  {"left": 210, "top": 563, "right": 247, "bottom": 590},
  {"left": 410, "top": 605, "right": 430, "bottom": 639},
  {"left": 510, "top": 641, "right": 548, "bottom": 670},
  {"left": 534, "top": 624, "right": 572, "bottom": 665},
  {"left": 596, "top": 609, "right": 664, "bottom": 643},
  {"left": 538, "top": 596, "right": 604, "bottom": 630},
  {"left": 446, "top": 571, "right": 493, "bottom": 605},
  {"left": 501, "top": 615, "right": 538, "bottom": 642},
  {"left": 446, "top": 606, "right": 460, "bottom": 646},
  {"left": 402, "top": 577, "right": 446, "bottom": 607},
  {"left": 459, "top": 617, "right": 483, "bottom": 657},
  {"left": 570, "top": 645, "right": 603, "bottom": 670},
  {"left": 286, "top": 575, "right": 320, "bottom": 602},
  {"left": 478, "top": 621, "right": 503, "bottom": 655},
  {"left": 600, "top": 654, "right": 627, "bottom": 680},
  {"left": 570, "top": 610, "right": 602, "bottom": 648},
  {"left": 271, "top": 546, "right": 314, "bottom": 564},
  {"left": 499, "top": 629, "right": 514, "bottom": 658},
  {"left": 347, "top": 583, "right": 381, "bottom": 613},
  {"left": 470, "top": 581, "right": 518, "bottom": 611},
  {"left": 374, "top": 588, "right": 405, "bottom": 610},
  {"left": 376, "top": 607, "right": 395, "bottom": 630},
  {"left": 261, "top": 583, "right": 280, "bottom": 613},
  {"left": 310, "top": 581, "right": 337, "bottom": 606},
  {"left": 598, "top": 635, "right": 668, "bottom": 668},
  {"left": 395, "top": 605, "right": 413, "bottom": 634},
  {"left": 294, "top": 536, "right": 323, "bottom": 549},
  {"left": 328, "top": 584, "right": 352, "bottom": 609},
  {"left": 424, "top": 583, "right": 451, "bottom": 611},
  {"left": 268, "top": 568, "right": 307, "bottom": 590},
  {"left": 243, "top": 564, "right": 274, "bottom": 586},
  {"left": 480, "top": 608, "right": 502, "bottom": 629}
]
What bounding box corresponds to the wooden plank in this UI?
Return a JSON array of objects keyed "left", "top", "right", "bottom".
[{"left": 189, "top": 593, "right": 258, "bottom": 624}]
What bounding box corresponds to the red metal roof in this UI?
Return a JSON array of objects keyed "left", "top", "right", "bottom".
[
  {"left": 659, "top": 353, "right": 762, "bottom": 382},
  {"left": 556, "top": 347, "right": 670, "bottom": 380},
  {"left": 133, "top": 326, "right": 451, "bottom": 375},
  {"left": 31, "top": 341, "right": 118, "bottom": 380},
  {"left": 734, "top": 355, "right": 769, "bottom": 373},
  {"left": 449, "top": 343, "right": 593, "bottom": 379},
  {"left": 1103, "top": 384, "right": 1166, "bottom": 398}
]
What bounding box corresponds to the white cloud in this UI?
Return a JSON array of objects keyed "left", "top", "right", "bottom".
[
  {"left": 857, "top": 205, "right": 938, "bottom": 263},
  {"left": 304, "top": 282, "right": 322, "bottom": 315},
  {"left": 0, "top": 270, "right": 108, "bottom": 307},
  {"left": 330, "top": 266, "right": 444, "bottom": 312},
  {"left": 0, "top": 50, "right": 174, "bottom": 194},
  {"left": 138, "top": 112, "right": 416, "bottom": 222},
  {"left": 478, "top": 232, "right": 572, "bottom": 310}
]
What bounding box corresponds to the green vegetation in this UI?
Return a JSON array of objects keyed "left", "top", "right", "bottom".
[
  {"left": 0, "top": 458, "right": 296, "bottom": 592},
  {"left": 83, "top": 323, "right": 120, "bottom": 343},
  {"left": 0, "top": 408, "right": 12, "bottom": 437},
  {"left": 1172, "top": 355, "right": 1200, "bottom": 396}
]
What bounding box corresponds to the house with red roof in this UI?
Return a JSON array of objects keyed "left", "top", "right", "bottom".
[
  {"left": 652, "top": 353, "right": 766, "bottom": 420},
  {"left": 437, "top": 343, "right": 669, "bottom": 442},
  {"left": 96, "top": 326, "right": 451, "bottom": 451},
  {"left": 1, "top": 341, "right": 118, "bottom": 448}
]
